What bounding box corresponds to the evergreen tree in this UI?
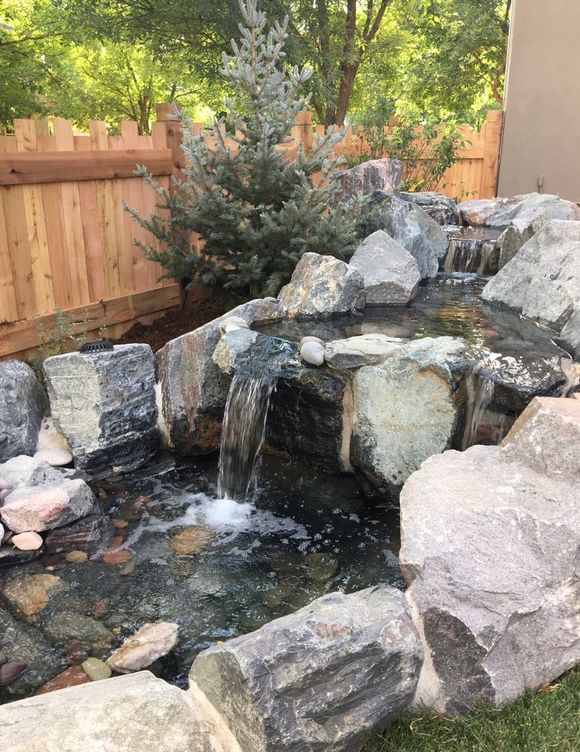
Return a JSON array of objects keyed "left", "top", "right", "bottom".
[{"left": 127, "top": 0, "right": 359, "bottom": 297}]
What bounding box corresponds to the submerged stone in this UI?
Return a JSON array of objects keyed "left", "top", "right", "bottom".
[
  {"left": 81, "top": 657, "right": 112, "bottom": 682},
  {"left": 170, "top": 526, "right": 216, "bottom": 556},
  {"left": 107, "top": 622, "right": 179, "bottom": 673},
  {"left": 190, "top": 585, "right": 422, "bottom": 752},
  {"left": 2, "top": 573, "right": 63, "bottom": 619},
  {"left": 43, "top": 344, "right": 159, "bottom": 474}
]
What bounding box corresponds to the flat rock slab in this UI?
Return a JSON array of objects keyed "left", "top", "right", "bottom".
[
  {"left": 325, "top": 334, "right": 403, "bottom": 370},
  {"left": 190, "top": 585, "right": 422, "bottom": 752},
  {"left": 0, "top": 671, "right": 237, "bottom": 752},
  {"left": 0, "top": 361, "right": 48, "bottom": 463},
  {"left": 43, "top": 344, "right": 159, "bottom": 474},
  {"left": 400, "top": 439, "right": 580, "bottom": 714}
]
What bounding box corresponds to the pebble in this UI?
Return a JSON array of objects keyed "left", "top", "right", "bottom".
[
  {"left": 65, "top": 550, "right": 88, "bottom": 564},
  {"left": 102, "top": 549, "right": 132, "bottom": 566},
  {"left": 35, "top": 666, "right": 90, "bottom": 695},
  {"left": 0, "top": 661, "right": 28, "bottom": 685},
  {"left": 111, "top": 518, "right": 128, "bottom": 528},
  {"left": 106, "top": 621, "right": 179, "bottom": 673},
  {"left": 169, "top": 525, "right": 216, "bottom": 556},
  {"left": 94, "top": 599, "right": 109, "bottom": 619},
  {"left": 81, "top": 657, "right": 112, "bottom": 681},
  {"left": 118, "top": 558, "right": 135, "bottom": 576},
  {"left": 300, "top": 341, "right": 325, "bottom": 366},
  {"left": 11, "top": 532, "right": 43, "bottom": 551},
  {"left": 65, "top": 642, "right": 89, "bottom": 666}
]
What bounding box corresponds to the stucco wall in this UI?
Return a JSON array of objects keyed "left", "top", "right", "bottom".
[{"left": 498, "top": 0, "right": 580, "bottom": 202}]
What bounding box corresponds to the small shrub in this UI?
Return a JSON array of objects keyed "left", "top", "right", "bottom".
[
  {"left": 128, "top": 0, "right": 360, "bottom": 298},
  {"left": 28, "top": 306, "right": 91, "bottom": 378}
]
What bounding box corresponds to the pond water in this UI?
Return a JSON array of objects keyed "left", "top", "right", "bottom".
[{"left": 4, "top": 455, "right": 400, "bottom": 695}]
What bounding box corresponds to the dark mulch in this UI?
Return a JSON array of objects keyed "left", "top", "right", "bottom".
[{"left": 113, "top": 289, "right": 248, "bottom": 353}]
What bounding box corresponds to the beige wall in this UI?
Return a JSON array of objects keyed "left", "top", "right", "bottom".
[{"left": 498, "top": 0, "right": 580, "bottom": 202}]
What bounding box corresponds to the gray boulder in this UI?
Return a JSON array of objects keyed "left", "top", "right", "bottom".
[
  {"left": 559, "top": 309, "right": 580, "bottom": 359},
  {"left": 400, "top": 397, "right": 580, "bottom": 714},
  {"left": 496, "top": 223, "right": 535, "bottom": 269},
  {"left": 350, "top": 337, "right": 476, "bottom": 496},
  {"left": 364, "top": 194, "right": 449, "bottom": 279},
  {"left": 399, "top": 191, "right": 460, "bottom": 225},
  {"left": 190, "top": 585, "right": 422, "bottom": 752},
  {"left": 0, "top": 671, "right": 239, "bottom": 752},
  {"left": 458, "top": 198, "right": 507, "bottom": 226},
  {"left": 349, "top": 230, "right": 420, "bottom": 305},
  {"left": 332, "top": 158, "right": 403, "bottom": 204},
  {"left": 484, "top": 193, "right": 580, "bottom": 230},
  {"left": 278, "top": 253, "right": 365, "bottom": 319},
  {"left": 482, "top": 220, "right": 580, "bottom": 331},
  {"left": 0, "top": 361, "right": 48, "bottom": 462},
  {"left": 156, "top": 298, "right": 284, "bottom": 455},
  {"left": 43, "top": 344, "right": 158, "bottom": 474},
  {"left": 266, "top": 364, "right": 351, "bottom": 474},
  {"left": 0, "top": 455, "right": 68, "bottom": 489}
]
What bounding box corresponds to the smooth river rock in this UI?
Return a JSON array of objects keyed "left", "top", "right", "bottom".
[
  {"left": 0, "top": 361, "right": 48, "bottom": 463},
  {"left": 43, "top": 344, "right": 159, "bottom": 474},
  {"left": 482, "top": 220, "right": 580, "bottom": 331},
  {"left": 190, "top": 585, "right": 422, "bottom": 752},
  {"left": 350, "top": 337, "right": 475, "bottom": 496},
  {"left": 325, "top": 334, "right": 403, "bottom": 370},
  {"left": 400, "top": 397, "right": 580, "bottom": 714},
  {"left": 0, "top": 671, "right": 241, "bottom": 752},
  {"left": 349, "top": 230, "right": 420, "bottom": 305},
  {"left": 278, "top": 252, "right": 365, "bottom": 319},
  {"left": 156, "top": 298, "right": 284, "bottom": 455}
]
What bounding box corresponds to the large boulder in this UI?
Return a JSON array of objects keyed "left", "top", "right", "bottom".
[
  {"left": 0, "top": 478, "right": 95, "bottom": 533},
  {"left": 400, "top": 397, "right": 580, "bottom": 715},
  {"left": 349, "top": 230, "right": 420, "bottom": 305},
  {"left": 156, "top": 298, "right": 284, "bottom": 455},
  {"left": 0, "top": 671, "right": 241, "bottom": 752},
  {"left": 482, "top": 220, "right": 580, "bottom": 331},
  {"left": 459, "top": 193, "right": 579, "bottom": 229},
  {"left": 350, "top": 337, "right": 475, "bottom": 496},
  {"left": 278, "top": 253, "right": 364, "bottom": 319},
  {"left": 266, "top": 364, "right": 351, "bottom": 474},
  {"left": 399, "top": 191, "right": 460, "bottom": 225},
  {"left": 190, "top": 585, "right": 422, "bottom": 752},
  {"left": 331, "top": 158, "right": 403, "bottom": 204},
  {"left": 43, "top": 344, "right": 158, "bottom": 474},
  {"left": 458, "top": 198, "right": 507, "bottom": 227},
  {"left": 363, "top": 193, "right": 449, "bottom": 279},
  {"left": 0, "top": 361, "right": 48, "bottom": 462}
]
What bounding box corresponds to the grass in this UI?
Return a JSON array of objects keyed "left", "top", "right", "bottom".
[{"left": 364, "top": 668, "right": 579, "bottom": 752}]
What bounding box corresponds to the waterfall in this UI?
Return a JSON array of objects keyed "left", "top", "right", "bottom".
[
  {"left": 216, "top": 335, "right": 295, "bottom": 501},
  {"left": 217, "top": 373, "right": 275, "bottom": 500},
  {"left": 443, "top": 227, "right": 501, "bottom": 276},
  {"left": 462, "top": 368, "right": 507, "bottom": 449}
]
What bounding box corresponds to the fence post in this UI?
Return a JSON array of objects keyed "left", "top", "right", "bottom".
[
  {"left": 155, "top": 103, "right": 184, "bottom": 188},
  {"left": 480, "top": 110, "right": 504, "bottom": 199},
  {"left": 294, "top": 111, "right": 313, "bottom": 155}
]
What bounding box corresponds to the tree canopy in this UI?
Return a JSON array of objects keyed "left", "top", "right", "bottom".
[{"left": 1, "top": 0, "right": 511, "bottom": 130}]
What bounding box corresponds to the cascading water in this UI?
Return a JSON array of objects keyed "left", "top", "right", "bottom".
[
  {"left": 462, "top": 368, "right": 507, "bottom": 449},
  {"left": 217, "top": 335, "right": 296, "bottom": 501},
  {"left": 443, "top": 227, "right": 502, "bottom": 276},
  {"left": 217, "top": 372, "right": 276, "bottom": 500}
]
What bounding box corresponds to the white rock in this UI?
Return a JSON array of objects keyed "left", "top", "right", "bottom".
[
  {"left": 11, "top": 531, "right": 43, "bottom": 551},
  {"left": 107, "top": 621, "right": 179, "bottom": 673},
  {"left": 300, "top": 341, "right": 325, "bottom": 366},
  {"left": 325, "top": 334, "right": 403, "bottom": 369},
  {"left": 299, "top": 335, "right": 324, "bottom": 347},
  {"left": 36, "top": 416, "right": 71, "bottom": 453},
  {"left": 34, "top": 448, "right": 73, "bottom": 467}
]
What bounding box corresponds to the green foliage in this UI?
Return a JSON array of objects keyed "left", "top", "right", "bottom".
[
  {"left": 365, "top": 667, "right": 579, "bottom": 752},
  {"left": 28, "top": 306, "right": 90, "bottom": 378},
  {"left": 128, "top": 0, "right": 359, "bottom": 297},
  {"left": 350, "top": 100, "right": 467, "bottom": 192}
]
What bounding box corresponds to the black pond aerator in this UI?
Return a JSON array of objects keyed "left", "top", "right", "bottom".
[{"left": 79, "top": 340, "right": 114, "bottom": 354}]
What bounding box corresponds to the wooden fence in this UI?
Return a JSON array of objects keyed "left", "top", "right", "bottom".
[{"left": 0, "top": 107, "right": 503, "bottom": 360}]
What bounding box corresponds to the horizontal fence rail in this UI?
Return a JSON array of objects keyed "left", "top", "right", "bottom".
[{"left": 0, "top": 107, "right": 503, "bottom": 360}]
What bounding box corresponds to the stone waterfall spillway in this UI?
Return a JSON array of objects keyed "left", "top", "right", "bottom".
[
  {"left": 217, "top": 336, "right": 296, "bottom": 501},
  {"left": 443, "top": 226, "right": 502, "bottom": 275}
]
